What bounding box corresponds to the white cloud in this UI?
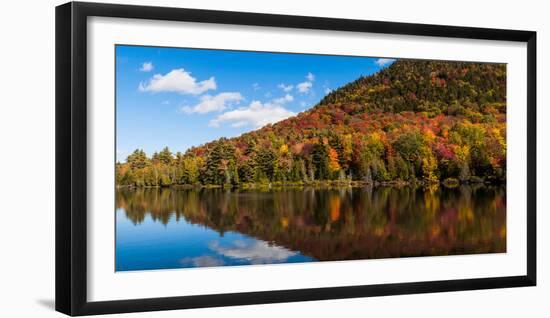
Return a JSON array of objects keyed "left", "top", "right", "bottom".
[
  {"left": 139, "top": 61, "right": 154, "bottom": 72},
  {"left": 138, "top": 68, "right": 216, "bottom": 95},
  {"left": 209, "top": 97, "right": 295, "bottom": 128},
  {"left": 297, "top": 81, "right": 313, "bottom": 94},
  {"left": 252, "top": 83, "right": 261, "bottom": 91},
  {"left": 324, "top": 87, "right": 332, "bottom": 94},
  {"left": 296, "top": 72, "right": 315, "bottom": 94},
  {"left": 230, "top": 121, "right": 248, "bottom": 128},
  {"left": 375, "top": 58, "right": 396, "bottom": 67},
  {"left": 209, "top": 240, "right": 296, "bottom": 264},
  {"left": 181, "top": 92, "right": 243, "bottom": 114},
  {"left": 300, "top": 101, "right": 307, "bottom": 108},
  {"left": 272, "top": 94, "right": 293, "bottom": 104},
  {"left": 278, "top": 83, "right": 293, "bottom": 92},
  {"left": 161, "top": 100, "right": 170, "bottom": 105}
]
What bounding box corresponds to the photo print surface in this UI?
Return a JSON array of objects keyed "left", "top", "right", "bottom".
[{"left": 115, "top": 45, "right": 506, "bottom": 272}]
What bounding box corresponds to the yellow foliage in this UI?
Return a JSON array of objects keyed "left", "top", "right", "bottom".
[
  {"left": 423, "top": 128, "right": 436, "bottom": 142},
  {"left": 491, "top": 128, "right": 506, "bottom": 149},
  {"left": 370, "top": 132, "right": 381, "bottom": 142},
  {"left": 454, "top": 145, "right": 470, "bottom": 163},
  {"left": 279, "top": 144, "right": 289, "bottom": 155},
  {"left": 343, "top": 134, "right": 353, "bottom": 161},
  {"left": 422, "top": 153, "right": 438, "bottom": 183}
]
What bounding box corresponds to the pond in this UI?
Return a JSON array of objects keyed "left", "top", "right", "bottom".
[{"left": 115, "top": 185, "right": 506, "bottom": 271}]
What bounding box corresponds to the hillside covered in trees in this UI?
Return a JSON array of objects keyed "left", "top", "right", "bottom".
[{"left": 116, "top": 59, "right": 507, "bottom": 188}]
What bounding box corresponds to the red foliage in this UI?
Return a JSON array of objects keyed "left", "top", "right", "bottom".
[{"left": 435, "top": 143, "right": 455, "bottom": 160}]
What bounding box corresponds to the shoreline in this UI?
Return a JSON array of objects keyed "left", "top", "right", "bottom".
[{"left": 116, "top": 177, "right": 505, "bottom": 190}]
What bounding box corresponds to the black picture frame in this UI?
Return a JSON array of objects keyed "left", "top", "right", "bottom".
[{"left": 55, "top": 1, "right": 537, "bottom": 316}]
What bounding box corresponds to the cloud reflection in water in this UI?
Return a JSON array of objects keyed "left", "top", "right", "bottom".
[
  {"left": 209, "top": 240, "right": 297, "bottom": 265},
  {"left": 180, "top": 255, "right": 225, "bottom": 267}
]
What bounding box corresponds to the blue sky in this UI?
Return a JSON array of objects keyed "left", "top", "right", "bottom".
[{"left": 116, "top": 45, "right": 394, "bottom": 161}]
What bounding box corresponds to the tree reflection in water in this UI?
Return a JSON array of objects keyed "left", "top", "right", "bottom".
[{"left": 116, "top": 185, "right": 505, "bottom": 269}]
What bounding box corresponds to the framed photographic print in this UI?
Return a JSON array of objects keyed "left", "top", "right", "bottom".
[{"left": 55, "top": 1, "right": 536, "bottom": 316}]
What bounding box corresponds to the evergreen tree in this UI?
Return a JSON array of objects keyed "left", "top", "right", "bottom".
[
  {"left": 254, "top": 148, "right": 277, "bottom": 181},
  {"left": 158, "top": 147, "right": 173, "bottom": 165},
  {"left": 311, "top": 143, "right": 329, "bottom": 180},
  {"left": 126, "top": 149, "right": 148, "bottom": 170},
  {"left": 238, "top": 161, "right": 255, "bottom": 183}
]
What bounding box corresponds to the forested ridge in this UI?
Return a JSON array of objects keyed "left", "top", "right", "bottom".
[{"left": 116, "top": 59, "right": 507, "bottom": 188}]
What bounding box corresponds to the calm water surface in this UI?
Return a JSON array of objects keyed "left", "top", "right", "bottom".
[{"left": 116, "top": 185, "right": 506, "bottom": 271}]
